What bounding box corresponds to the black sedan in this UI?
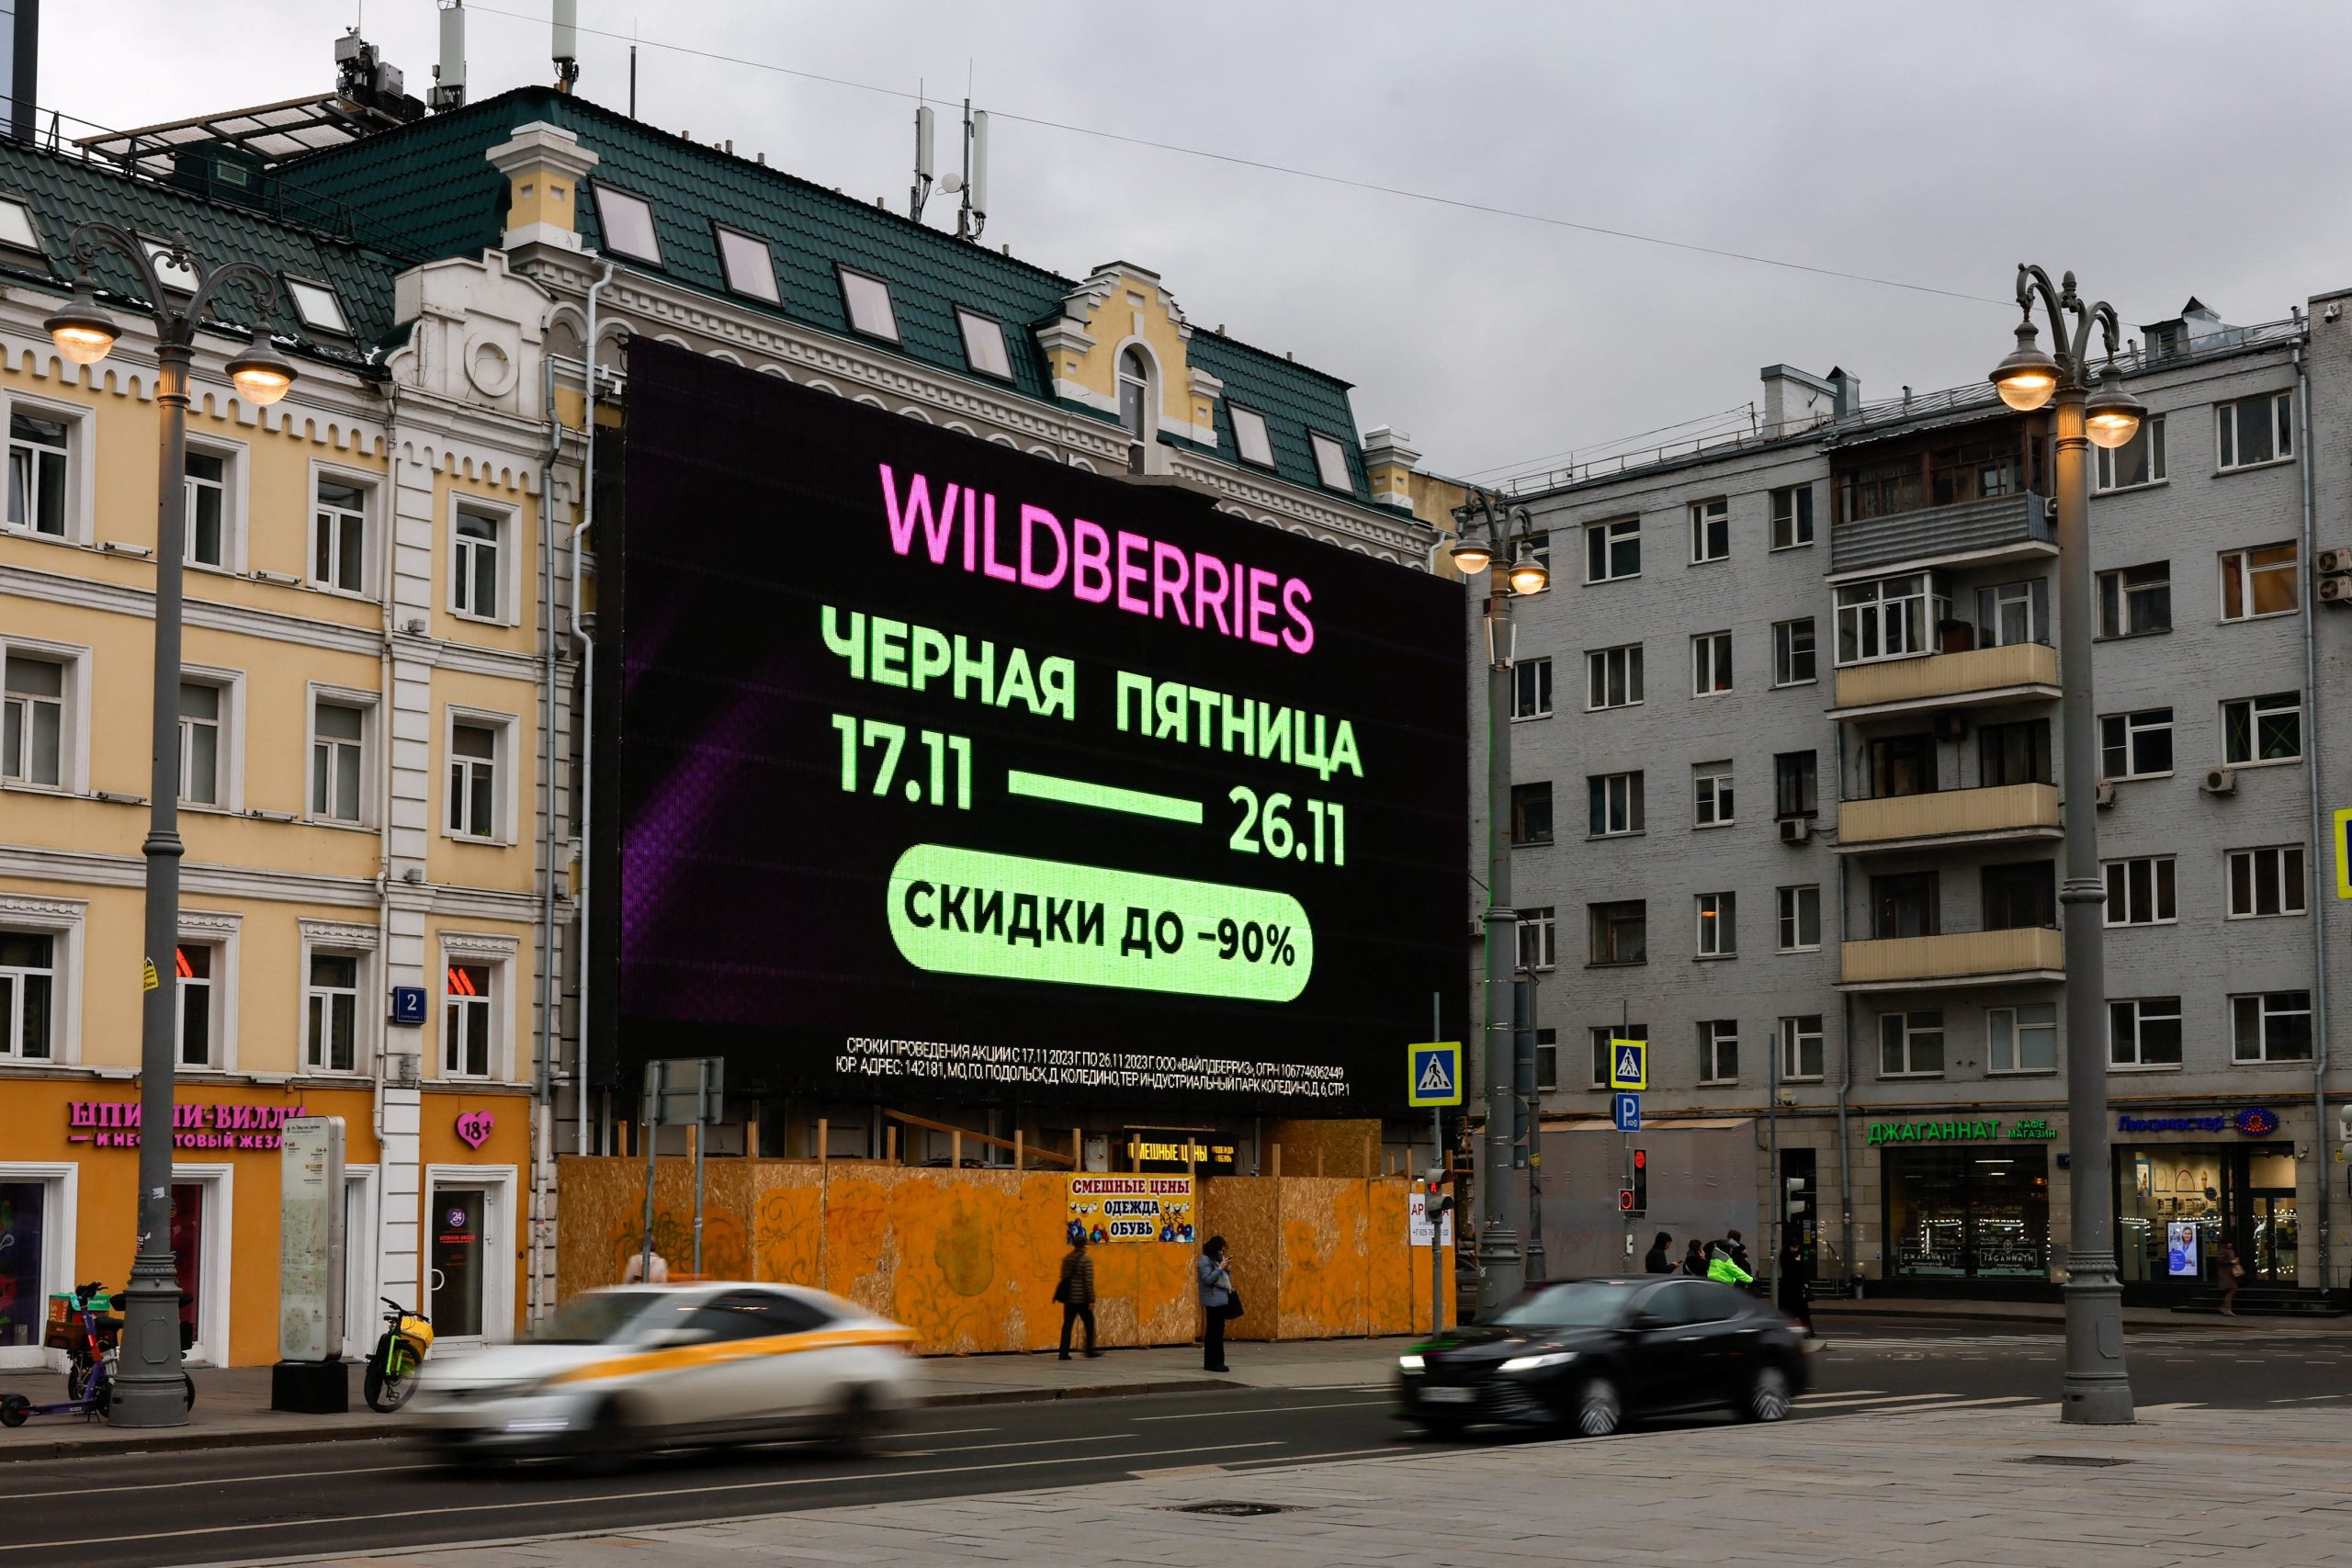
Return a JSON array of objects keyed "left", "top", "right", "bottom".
[{"left": 1396, "top": 1277, "right": 1810, "bottom": 1438}]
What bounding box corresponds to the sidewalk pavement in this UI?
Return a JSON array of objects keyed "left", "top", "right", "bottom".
[
  {"left": 1813, "top": 1295, "right": 2352, "bottom": 1332},
  {"left": 247, "top": 1400, "right": 2352, "bottom": 1568},
  {"left": 0, "top": 1336, "right": 1402, "bottom": 1461}
]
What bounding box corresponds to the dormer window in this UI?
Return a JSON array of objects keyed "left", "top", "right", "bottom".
[
  {"left": 956, "top": 310, "right": 1012, "bottom": 379},
  {"left": 592, "top": 185, "right": 661, "bottom": 264},
  {"left": 283, "top": 276, "right": 349, "bottom": 337},
  {"left": 1308, "top": 432, "right": 1352, "bottom": 492},
  {"left": 142, "top": 237, "right": 198, "bottom": 295},
  {"left": 1229, "top": 405, "right": 1275, "bottom": 468},
  {"left": 1117, "top": 347, "right": 1150, "bottom": 438},
  {"left": 0, "top": 196, "right": 40, "bottom": 256},
  {"left": 838, "top": 267, "right": 899, "bottom": 342},
  {"left": 716, "top": 227, "right": 779, "bottom": 303}
]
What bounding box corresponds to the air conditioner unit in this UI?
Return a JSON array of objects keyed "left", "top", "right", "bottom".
[
  {"left": 2095, "top": 780, "right": 2116, "bottom": 808},
  {"left": 2200, "top": 766, "right": 2237, "bottom": 796},
  {"left": 1778, "top": 817, "right": 1810, "bottom": 844},
  {"left": 2318, "top": 547, "right": 2352, "bottom": 576},
  {"left": 2321, "top": 574, "right": 2352, "bottom": 605},
  {"left": 1931, "top": 711, "right": 1968, "bottom": 743}
]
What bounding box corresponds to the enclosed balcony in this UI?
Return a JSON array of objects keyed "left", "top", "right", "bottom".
[
  {"left": 1838, "top": 926, "right": 2064, "bottom": 992},
  {"left": 1830, "top": 491, "right": 2054, "bottom": 577},
  {"left": 1832, "top": 641, "right": 2059, "bottom": 720},
  {"left": 1834, "top": 782, "right": 2061, "bottom": 853}
]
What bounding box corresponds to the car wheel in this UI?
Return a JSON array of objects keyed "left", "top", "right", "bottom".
[
  {"left": 1571, "top": 1375, "right": 1623, "bottom": 1438},
  {"left": 1742, "top": 1363, "right": 1792, "bottom": 1423},
  {"left": 571, "top": 1394, "right": 639, "bottom": 1477},
  {"left": 827, "top": 1382, "right": 894, "bottom": 1458}
]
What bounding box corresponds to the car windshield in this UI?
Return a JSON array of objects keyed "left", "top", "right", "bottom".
[
  {"left": 1488, "top": 1281, "right": 1645, "bottom": 1328},
  {"left": 534, "top": 1291, "right": 667, "bottom": 1345}
]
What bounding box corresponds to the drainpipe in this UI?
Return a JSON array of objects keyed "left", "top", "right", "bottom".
[
  {"left": 526, "top": 344, "right": 565, "bottom": 1326},
  {"left": 572, "top": 262, "right": 614, "bottom": 1166},
  {"left": 2293, "top": 324, "right": 2332, "bottom": 1291},
  {"left": 376, "top": 381, "right": 400, "bottom": 1151}
]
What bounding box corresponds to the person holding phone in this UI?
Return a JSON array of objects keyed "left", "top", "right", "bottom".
[{"left": 1197, "top": 1235, "right": 1236, "bottom": 1372}]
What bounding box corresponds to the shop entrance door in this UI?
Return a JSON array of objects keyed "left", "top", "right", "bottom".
[
  {"left": 2249, "top": 1192, "right": 2299, "bottom": 1284},
  {"left": 430, "top": 1188, "right": 487, "bottom": 1340},
  {"left": 0, "top": 1180, "right": 51, "bottom": 1361},
  {"left": 167, "top": 1180, "right": 228, "bottom": 1365}
]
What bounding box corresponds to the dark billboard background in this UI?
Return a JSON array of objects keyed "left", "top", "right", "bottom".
[{"left": 615, "top": 339, "right": 1466, "bottom": 1114}]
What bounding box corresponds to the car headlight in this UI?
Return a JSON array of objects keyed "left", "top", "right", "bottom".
[
  {"left": 1498, "top": 1351, "right": 1577, "bottom": 1373},
  {"left": 1397, "top": 1354, "right": 1425, "bottom": 1372}
]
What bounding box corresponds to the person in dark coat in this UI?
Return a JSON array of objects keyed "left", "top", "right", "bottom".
[
  {"left": 1197, "top": 1235, "right": 1235, "bottom": 1372},
  {"left": 1680, "top": 1238, "right": 1709, "bottom": 1277},
  {"left": 1644, "top": 1232, "right": 1675, "bottom": 1274},
  {"left": 1057, "top": 1233, "right": 1099, "bottom": 1359},
  {"left": 1724, "top": 1228, "right": 1753, "bottom": 1276},
  {"left": 1776, "top": 1235, "right": 1815, "bottom": 1336}
]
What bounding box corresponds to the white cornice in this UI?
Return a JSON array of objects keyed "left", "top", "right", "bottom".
[{"left": 1, "top": 845, "right": 543, "bottom": 923}]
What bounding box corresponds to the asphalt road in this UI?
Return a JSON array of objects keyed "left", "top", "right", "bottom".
[{"left": 4, "top": 1325, "right": 2344, "bottom": 1568}]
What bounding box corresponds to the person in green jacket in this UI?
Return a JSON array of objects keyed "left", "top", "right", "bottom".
[{"left": 1705, "top": 1242, "right": 1753, "bottom": 1287}]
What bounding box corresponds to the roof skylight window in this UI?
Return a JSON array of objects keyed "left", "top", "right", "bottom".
[
  {"left": 1309, "top": 432, "right": 1353, "bottom": 492},
  {"left": 1230, "top": 406, "right": 1275, "bottom": 468},
  {"left": 840, "top": 267, "right": 899, "bottom": 342},
  {"left": 142, "top": 238, "right": 198, "bottom": 295},
  {"left": 0, "top": 197, "right": 40, "bottom": 254},
  {"left": 956, "top": 309, "right": 1012, "bottom": 379},
  {"left": 717, "top": 227, "right": 779, "bottom": 303},
  {"left": 284, "top": 276, "right": 349, "bottom": 336},
  {"left": 593, "top": 186, "right": 662, "bottom": 264}
]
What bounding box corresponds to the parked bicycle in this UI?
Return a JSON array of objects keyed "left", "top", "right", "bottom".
[{"left": 364, "top": 1297, "right": 435, "bottom": 1412}]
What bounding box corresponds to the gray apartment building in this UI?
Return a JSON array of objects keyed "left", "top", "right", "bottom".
[{"left": 1484, "top": 293, "right": 2352, "bottom": 1304}]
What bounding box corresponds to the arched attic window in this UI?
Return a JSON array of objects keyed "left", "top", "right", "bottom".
[{"left": 1118, "top": 347, "right": 1151, "bottom": 439}]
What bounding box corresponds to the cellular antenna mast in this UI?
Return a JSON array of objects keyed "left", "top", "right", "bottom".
[
  {"left": 552, "top": 0, "right": 579, "bottom": 93},
  {"left": 909, "top": 89, "right": 934, "bottom": 221},
  {"left": 431, "top": 0, "right": 467, "bottom": 112},
  {"left": 956, "top": 98, "right": 989, "bottom": 242}
]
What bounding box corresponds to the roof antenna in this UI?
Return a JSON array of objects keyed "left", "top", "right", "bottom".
[
  {"left": 628, "top": 19, "right": 639, "bottom": 118},
  {"left": 431, "top": 0, "right": 467, "bottom": 112},
  {"left": 552, "top": 0, "right": 580, "bottom": 93},
  {"left": 909, "top": 85, "right": 934, "bottom": 220},
  {"left": 953, "top": 96, "right": 989, "bottom": 242}
]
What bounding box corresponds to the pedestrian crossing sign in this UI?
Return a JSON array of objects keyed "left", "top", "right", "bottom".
[
  {"left": 1609, "top": 1038, "right": 1648, "bottom": 1091},
  {"left": 2335, "top": 807, "right": 2352, "bottom": 899},
  {"left": 1408, "top": 1042, "right": 1462, "bottom": 1108}
]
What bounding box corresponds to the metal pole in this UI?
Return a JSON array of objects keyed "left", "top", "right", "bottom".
[
  {"left": 1477, "top": 565, "right": 1524, "bottom": 1317},
  {"left": 639, "top": 1060, "right": 661, "bottom": 1284},
  {"left": 112, "top": 339, "right": 194, "bottom": 1428},
  {"left": 1519, "top": 970, "right": 1545, "bottom": 1283},
  {"left": 692, "top": 1066, "right": 707, "bottom": 1275},
  {"left": 1430, "top": 991, "right": 1442, "bottom": 1336}
]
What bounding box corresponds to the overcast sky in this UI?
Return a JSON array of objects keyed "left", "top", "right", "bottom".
[{"left": 50, "top": 2, "right": 2352, "bottom": 483}]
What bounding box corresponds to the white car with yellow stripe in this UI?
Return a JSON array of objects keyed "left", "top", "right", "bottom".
[{"left": 412, "top": 1282, "right": 919, "bottom": 1463}]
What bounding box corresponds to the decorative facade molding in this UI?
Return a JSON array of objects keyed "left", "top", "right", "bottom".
[
  {"left": 298, "top": 918, "right": 381, "bottom": 949},
  {"left": 439, "top": 929, "right": 523, "bottom": 959}
]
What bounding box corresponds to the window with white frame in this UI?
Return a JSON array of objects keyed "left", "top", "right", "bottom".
[
  {"left": 1516, "top": 907, "right": 1555, "bottom": 972},
  {"left": 304, "top": 950, "right": 361, "bottom": 1073},
  {"left": 1693, "top": 761, "right": 1734, "bottom": 828},
  {"left": 1589, "top": 1023, "right": 1645, "bottom": 1088},
  {"left": 310, "top": 698, "right": 368, "bottom": 824},
  {"left": 838, "top": 267, "right": 899, "bottom": 342},
  {"left": 1776, "top": 885, "right": 1820, "bottom": 952},
  {"left": 450, "top": 504, "right": 505, "bottom": 621},
  {"left": 1689, "top": 496, "right": 1728, "bottom": 563},
  {"left": 3, "top": 650, "right": 66, "bottom": 787},
  {"left": 1510, "top": 657, "right": 1553, "bottom": 719},
  {"left": 1879, "top": 1010, "right": 1944, "bottom": 1077},
  {"left": 311, "top": 477, "right": 368, "bottom": 595},
  {"left": 2216, "top": 391, "right": 2292, "bottom": 470},
  {"left": 2227, "top": 844, "right": 2306, "bottom": 919},
  {"left": 184, "top": 449, "right": 228, "bottom": 568},
  {"left": 1587, "top": 644, "right": 1643, "bottom": 709},
  {"left": 1698, "top": 1019, "right": 1738, "bottom": 1083},
  {"left": 2220, "top": 543, "right": 2297, "bottom": 621},
  {"left": 1588, "top": 771, "right": 1643, "bottom": 837},
  {"left": 283, "top": 276, "right": 349, "bottom": 336},
  {"left": 6, "top": 409, "right": 72, "bottom": 536},
  {"left": 178, "top": 679, "right": 224, "bottom": 807},
  {"left": 0, "top": 930, "right": 56, "bottom": 1060},
  {"left": 1308, "top": 433, "right": 1353, "bottom": 493},
  {"left": 2232, "top": 989, "right": 2312, "bottom": 1063},
  {"left": 2095, "top": 413, "right": 2165, "bottom": 491},
  {"left": 2098, "top": 561, "right": 2170, "bottom": 637},
  {"left": 1691, "top": 630, "right": 1732, "bottom": 695},
  {"left": 716, "top": 227, "right": 780, "bottom": 303},
  {"left": 593, "top": 185, "right": 662, "bottom": 263},
  {"left": 2103, "top": 855, "right": 2176, "bottom": 926},
  {"left": 1770, "top": 484, "right": 1814, "bottom": 549},
  {"left": 1778, "top": 1014, "right": 1824, "bottom": 1082},
  {"left": 175, "top": 942, "right": 217, "bottom": 1069},
  {"left": 1585, "top": 515, "right": 1640, "bottom": 582},
  {"left": 0, "top": 195, "right": 40, "bottom": 253},
  {"left": 2098, "top": 706, "right": 2173, "bottom": 780},
  {"left": 955, "top": 309, "right": 1012, "bottom": 379},
  {"left": 1695, "top": 891, "right": 1736, "bottom": 957},
  {"left": 1228, "top": 405, "right": 1275, "bottom": 468},
  {"left": 444, "top": 960, "right": 496, "bottom": 1077},
  {"left": 1974, "top": 579, "right": 2047, "bottom": 648},
  {"left": 1772, "top": 617, "right": 1816, "bottom": 686},
  {"left": 1836, "top": 572, "right": 1946, "bottom": 664},
  {"left": 2222, "top": 692, "right": 2301, "bottom": 766},
  {"left": 447, "top": 719, "right": 502, "bottom": 840},
  {"left": 1534, "top": 1028, "right": 1558, "bottom": 1093},
  {"left": 1986, "top": 1003, "right": 2057, "bottom": 1074},
  {"left": 2109, "top": 996, "right": 2182, "bottom": 1068}
]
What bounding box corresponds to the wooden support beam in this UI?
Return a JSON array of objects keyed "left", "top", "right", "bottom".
[{"left": 880, "top": 1108, "right": 1074, "bottom": 1167}]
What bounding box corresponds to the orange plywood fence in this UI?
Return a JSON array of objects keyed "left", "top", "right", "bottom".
[{"left": 1198, "top": 1176, "right": 1280, "bottom": 1342}]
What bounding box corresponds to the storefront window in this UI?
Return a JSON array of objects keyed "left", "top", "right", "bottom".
[
  {"left": 1884, "top": 1146, "right": 2049, "bottom": 1279},
  {"left": 0, "top": 1182, "right": 45, "bottom": 1348},
  {"left": 2116, "top": 1143, "right": 2297, "bottom": 1287}
]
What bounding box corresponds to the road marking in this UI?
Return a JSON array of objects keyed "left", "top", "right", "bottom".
[
  {"left": 4, "top": 1460, "right": 441, "bottom": 1501},
  {"left": 0, "top": 1440, "right": 1290, "bottom": 1555},
  {"left": 895, "top": 1433, "right": 1127, "bottom": 1456},
  {"left": 1136, "top": 1399, "right": 1390, "bottom": 1421}
]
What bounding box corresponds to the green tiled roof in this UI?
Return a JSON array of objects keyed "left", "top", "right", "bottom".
[{"left": 274, "top": 87, "right": 1375, "bottom": 502}]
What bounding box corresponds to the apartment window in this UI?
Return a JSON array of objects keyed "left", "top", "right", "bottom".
[
  {"left": 2232, "top": 990, "right": 2312, "bottom": 1063},
  {"left": 1775, "top": 750, "right": 1818, "bottom": 819},
  {"left": 716, "top": 227, "right": 780, "bottom": 303},
  {"left": 1698, "top": 1019, "right": 1738, "bottom": 1083},
  {"left": 2109, "top": 997, "right": 2182, "bottom": 1068},
  {"left": 284, "top": 276, "right": 349, "bottom": 336},
  {"left": 1510, "top": 782, "right": 1554, "bottom": 846},
  {"left": 1588, "top": 771, "right": 1644, "bottom": 837},
  {"left": 7, "top": 411, "right": 70, "bottom": 536},
  {"left": 1772, "top": 617, "right": 1815, "bottom": 686},
  {"left": 1866, "top": 733, "right": 1937, "bottom": 799},
  {"left": 2215, "top": 391, "right": 2292, "bottom": 470},
  {"left": 1691, "top": 631, "right": 1732, "bottom": 695},
  {"left": 1776, "top": 886, "right": 1820, "bottom": 952},
  {"left": 1113, "top": 347, "right": 1152, "bottom": 438},
  {"left": 1778, "top": 1015, "right": 1825, "bottom": 1082},
  {"left": 1695, "top": 892, "right": 1736, "bottom": 957},
  {"left": 311, "top": 478, "right": 368, "bottom": 594},
  {"left": 178, "top": 680, "right": 224, "bottom": 807},
  {"left": 1689, "top": 497, "right": 1729, "bottom": 563},
  {"left": 184, "top": 451, "right": 227, "bottom": 568},
  {"left": 175, "top": 943, "right": 215, "bottom": 1069},
  {"left": 2227, "top": 845, "right": 2306, "bottom": 919},
  {"left": 1589, "top": 900, "right": 1646, "bottom": 965},
  {"left": 2, "top": 652, "right": 64, "bottom": 787},
  {"left": 1534, "top": 1028, "right": 1558, "bottom": 1093},
  {"left": 1228, "top": 406, "right": 1275, "bottom": 468},
  {"left": 1510, "top": 657, "right": 1554, "bottom": 719},
  {"left": 1979, "top": 719, "right": 2051, "bottom": 787},
  {"left": 2098, "top": 707, "right": 2173, "bottom": 781},
  {"left": 1974, "top": 579, "right": 2047, "bottom": 648},
  {"left": 445, "top": 963, "right": 494, "bottom": 1077},
  {"left": 2222, "top": 692, "right": 2301, "bottom": 766},
  {"left": 2098, "top": 562, "right": 2170, "bottom": 637},
  {"left": 1693, "top": 761, "right": 1734, "bottom": 828},
  {"left": 447, "top": 721, "right": 501, "bottom": 840},
  {"left": 1879, "top": 1010, "right": 1944, "bottom": 1077},
  {"left": 1836, "top": 572, "right": 1945, "bottom": 665},
  {"left": 1982, "top": 860, "right": 2056, "bottom": 930},
  {"left": 304, "top": 952, "right": 360, "bottom": 1073},
  {"left": 1517, "top": 907, "right": 1556, "bottom": 972},
  {"left": 0, "top": 931, "right": 55, "bottom": 1060},
  {"left": 1589, "top": 1023, "right": 1646, "bottom": 1089},
  {"left": 1309, "top": 433, "right": 1354, "bottom": 493},
  {"left": 2103, "top": 856, "right": 2177, "bottom": 926},
  {"left": 2095, "top": 413, "right": 2165, "bottom": 491},
  {"left": 1524, "top": 532, "right": 1551, "bottom": 568},
  {"left": 451, "top": 506, "right": 504, "bottom": 620},
  {"left": 838, "top": 267, "right": 899, "bottom": 342},
  {"left": 1871, "top": 872, "right": 1938, "bottom": 939},
  {"left": 1585, "top": 516, "right": 1639, "bottom": 582},
  {"left": 311, "top": 699, "right": 367, "bottom": 823},
  {"left": 1770, "top": 484, "right": 1815, "bottom": 549},
  {"left": 1986, "top": 1003, "right": 2057, "bottom": 1075},
  {"left": 1586, "top": 644, "right": 1643, "bottom": 709},
  {"left": 2220, "top": 544, "right": 2298, "bottom": 621},
  {"left": 593, "top": 185, "right": 662, "bottom": 263}
]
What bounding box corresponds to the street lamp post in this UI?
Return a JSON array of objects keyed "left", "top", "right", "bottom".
[
  {"left": 1449, "top": 490, "right": 1549, "bottom": 1318},
  {"left": 45, "top": 228, "right": 295, "bottom": 1427},
  {"left": 1987, "top": 265, "right": 2146, "bottom": 1426},
  {"left": 1516, "top": 960, "right": 1546, "bottom": 1283}
]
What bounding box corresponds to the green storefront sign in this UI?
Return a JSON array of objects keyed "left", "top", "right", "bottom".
[{"left": 1867, "top": 1117, "right": 2057, "bottom": 1146}]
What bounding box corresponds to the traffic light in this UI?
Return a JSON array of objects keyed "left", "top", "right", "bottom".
[
  {"left": 1633, "top": 1147, "right": 1648, "bottom": 1214},
  {"left": 1617, "top": 1188, "right": 1635, "bottom": 1213}
]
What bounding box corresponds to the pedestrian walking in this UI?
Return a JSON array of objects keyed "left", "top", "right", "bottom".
[
  {"left": 1776, "top": 1235, "right": 1814, "bottom": 1336},
  {"left": 2214, "top": 1234, "right": 2245, "bottom": 1316},
  {"left": 1681, "top": 1238, "right": 1709, "bottom": 1277},
  {"left": 1055, "top": 1232, "right": 1099, "bottom": 1359},
  {"left": 1644, "top": 1231, "right": 1675, "bottom": 1274},
  {"left": 1705, "top": 1240, "right": 1753, "bottom": 1288},
  {"left": 1197, "top": 1235, "right": 1237, "bottom": 1372}
]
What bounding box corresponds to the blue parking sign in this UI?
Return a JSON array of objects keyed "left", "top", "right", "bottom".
[{"left": 1612, "top": 1093, "right": 1641, "bottom": 1133}]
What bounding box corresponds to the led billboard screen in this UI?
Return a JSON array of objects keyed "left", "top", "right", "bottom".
[{"left": 616, "top": 340, "right": 1466, "bottom": 1112}]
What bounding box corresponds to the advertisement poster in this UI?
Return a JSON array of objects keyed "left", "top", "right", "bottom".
[
  {"left": 1067, "top": 1175, "right": 1195, "bottom": 1244},
  {"left": 1408, "top": 1188, "right": 1454, "bottom": 1247},
  {"left": 2165, "top": 1221, "right": 2201, "bottom": 1279}
]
